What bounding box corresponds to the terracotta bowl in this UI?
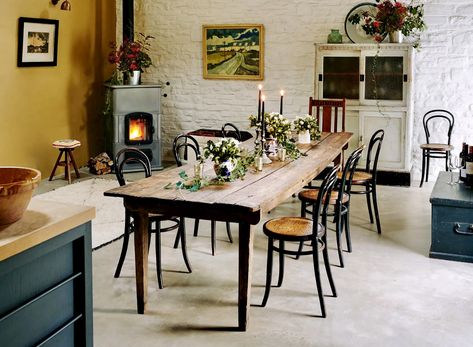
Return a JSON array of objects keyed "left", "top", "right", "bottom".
[{"left": 0, "top": 167, "right": 41, "bottom": 225}]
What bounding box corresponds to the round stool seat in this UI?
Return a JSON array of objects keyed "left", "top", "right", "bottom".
[{"left": 52, "top": 139, "right": 81, "bottom": 149}]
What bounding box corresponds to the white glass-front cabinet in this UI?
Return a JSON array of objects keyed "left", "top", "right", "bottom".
[{"left": 315, "top": 43, "right": 414, "bottom": 176}]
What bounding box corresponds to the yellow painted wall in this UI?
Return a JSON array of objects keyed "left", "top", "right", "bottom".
[{"left": 0, "top": 0, "right": 116, "bottom": 177}]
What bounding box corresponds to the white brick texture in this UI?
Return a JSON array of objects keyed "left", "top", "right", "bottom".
[{"left": 121, "top": 0, "right": 473, "bottom": 181}]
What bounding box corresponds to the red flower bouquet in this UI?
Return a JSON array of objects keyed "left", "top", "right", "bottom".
[{"left": 108, "top": 33, "right": 154, "bottom": 76}]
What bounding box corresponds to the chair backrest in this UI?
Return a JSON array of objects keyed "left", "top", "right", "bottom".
[
  {"left": 308, "top": 97, "right": 346, "bottom": 133},
  {"left": 338, "top": 145, "right": 365, "bottom": 200},
  {"left": 311, "top": 165, "right": 340, "bottom": 235},
  {"left": 172, "top": 134, "right": 201, "bottom": 167},
  {"left": 364, "top": 129, "right": 385, "bottom": 179},
  {"left": 114, "top": 147, "right": 151, "bottom": 186},
  {"left": 422, "top": 109, "right": 454, "bottom": 145},
  {"left": 221, "top": 123, "right": 242, "bottom": 141}
]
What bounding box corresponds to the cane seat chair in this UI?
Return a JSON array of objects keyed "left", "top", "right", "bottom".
[
  {"left": 298, "top": 145, "right": 364, "bottom": 267},
  {"left": 113, "top": 147, "right": 191, "bottom": 289},
  {"left": 172, "top": 134, "right": 233, "bottom": 255},
  {"left": 260, "top": 165, "right": 339, "bottom": 318},
  {"left": 349, "top": 129, "right": 385, "bottom": 234},
  {"left": 419, "top": 110, "right": 454, "bottom": 188}
]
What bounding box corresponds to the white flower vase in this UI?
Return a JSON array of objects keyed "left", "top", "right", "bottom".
[
  {"left": 128, "top": 70, "right": 141, "bottom": 85},
  {"left": 298, "top": 130, "right": 311, "bottom": 144}
]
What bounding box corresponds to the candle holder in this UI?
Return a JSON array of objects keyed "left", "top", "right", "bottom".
[{"left": 254, "top": 122, "right": 262, "bottom": 156}]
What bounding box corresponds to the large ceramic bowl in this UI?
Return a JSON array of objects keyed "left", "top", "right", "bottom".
[{"left": 0, "top": 167, "right": 41, "bottom": 225}]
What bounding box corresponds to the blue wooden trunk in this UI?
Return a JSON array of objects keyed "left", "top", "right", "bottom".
[
  {"left": 0, "top": 222, "right": 93, "bottom": 346},
  {"left": 430, "top": 172, "right": 473, "bottom": 263}
]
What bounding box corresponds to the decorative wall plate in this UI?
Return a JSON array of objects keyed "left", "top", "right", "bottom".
[{"left": 344, "top": 3, "right": 382, "bottom": 44}]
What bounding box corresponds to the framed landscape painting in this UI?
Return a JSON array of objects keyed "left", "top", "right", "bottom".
[
  {"left": 203, "top": 24, "right": 264, "bottom": 80},
  {"left": 17, "top": 17, "right": 59, "bottom": 67}
]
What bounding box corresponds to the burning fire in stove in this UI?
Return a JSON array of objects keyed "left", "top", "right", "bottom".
[{"left": 129, "top": 119, "right": 147, "bottom": 141}]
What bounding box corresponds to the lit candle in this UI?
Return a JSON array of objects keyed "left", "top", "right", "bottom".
[
  {"left": 280, "top": 90, "right": 284, "bottom": 115},
  {"left": 261, "top": 95, "right": 266, "bottom": 138},
  {"left": 257, "top": 84, "right": 263, "bottom": 122}
]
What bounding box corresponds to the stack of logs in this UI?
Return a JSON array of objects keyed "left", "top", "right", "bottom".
[{"left": 88, "top": 152, "right": 113, "bottom": 175}]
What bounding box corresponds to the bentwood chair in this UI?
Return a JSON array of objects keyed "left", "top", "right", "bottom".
[
  {"left": 172, "top": 134, "right": 233, "bottom": 255},
  {"left": 298, "top": 145, "right": 364, "bottom": 267},
  {"left": 221, "top": 122, "right": 242, "bottom": 141},
  {"left": 350, "top": 129, "right": 385, "bottom": 234},
  {"left": 261, "top": 165, "right": 339, "bottom": 318},
  {"left": 113, "top": 147, "right": 191, "bottom": 289},
  {"left": 419, "top": 109, "right": 455, "bottom": 188}
]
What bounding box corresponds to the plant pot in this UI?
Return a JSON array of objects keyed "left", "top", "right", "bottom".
[
  {"left": 388, "top": 31, "right": 403, "bottom": 43},
  {"left": 213, "top": 161, "right": 234, "bottom": 180},
  {"left": 327, "top": 29, "right": 342, "bottom": 43},
  {"left": 297, "top": 130, "right": 311, "bottom": 144},
  {"left": 128, "top": 70, "right": 141, "bottom": 85}
]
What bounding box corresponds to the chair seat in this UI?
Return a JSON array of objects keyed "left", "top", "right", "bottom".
[
  {"left": 420, "top": 143, "right": 454, "bottom": 151},
  {"left": 264, "top": 217, "right": 324, "bottom": 239},
  {"left": 345, "top": 170, "right": 373, "bottom": 184},
  {"left": 298, "top": 189, "right": 349, "bottom": 205}
]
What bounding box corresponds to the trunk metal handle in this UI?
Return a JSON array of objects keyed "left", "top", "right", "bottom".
[{"left": 453, "top": 223, "right": 473, "bottom": 236}]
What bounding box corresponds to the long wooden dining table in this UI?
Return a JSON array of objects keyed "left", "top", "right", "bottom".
[{"left": 104, "top": 131, "right": 352, "bottom": 331}]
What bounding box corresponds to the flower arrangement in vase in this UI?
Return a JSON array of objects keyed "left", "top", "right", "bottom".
[
  {"left": 203, "top": 138, "right": 248, "bottom": 181},
  {"left": 292, "top": 114, "right": 321, "bottom": 144},
  {"left": 108, "top": 33, "right": 154, "bottom": 85},
  {"left": 348, "top": 0, "right": 426, "bottom": 47}
]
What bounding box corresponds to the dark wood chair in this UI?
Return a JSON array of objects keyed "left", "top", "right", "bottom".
[
  {"left": 260, "top": 165, "right": 340, "bottom": 318},
  {"left": 172, "top": 134, "right": 233, "bottom": 255},
  {"left": 298, "top": 145, "right": 364, "bottom": 267},
  {"left": 350, "top": 129, "right": 385, "bottom": 234},
  {"left": 419, "top": 109, "right": 454, "bottom": 188},
  {"left": 113, "top": 147, "right": 191, "bottom": 289}
]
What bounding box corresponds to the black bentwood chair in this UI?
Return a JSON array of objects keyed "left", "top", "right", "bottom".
[
  {"left": 113, "top": 148, "right": 191, "bottom": 289},
  {"left": 350, "top": 129, "right": 385, "bottom": 234},
  {"left": 172, "top": 134, "right": 233, "bottom": 255},
  {"left": 261, "top": 165, "right": 339, "bottom": 318},
  {"left": 221, "top": 122, "right": 242, "bottom": 141},
  {"left": 298, "top": 145, "right": 364, "bottom": 267},
  {"left": 419, "top": 109, "right": 455, "bottom": 188}
]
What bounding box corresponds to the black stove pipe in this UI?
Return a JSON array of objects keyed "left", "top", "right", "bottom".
[{"left": 123, "top": 0, "right": 134, "bottom": 41}]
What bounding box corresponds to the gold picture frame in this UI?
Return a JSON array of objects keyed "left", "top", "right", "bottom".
[{"left": 202, "top": 24, "right": 264, "bottom": 80}]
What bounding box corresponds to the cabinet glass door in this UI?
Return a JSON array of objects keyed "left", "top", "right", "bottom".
[
  {"left": 362, "top": 51, "right": 407, "bottom": 106},
  {"left": 322, "top": 57, "right": 359, "bottom": 100}
]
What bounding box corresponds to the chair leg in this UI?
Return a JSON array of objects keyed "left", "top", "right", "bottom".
[
  {"left": 426, "top": 152, "right": 430, "bottom": 183},
  {"left": 295, "top": 241, "right": 304, "bottom": 260},
  {"left": 211, "top": 220, "right": 216, "bottom": 256},
  {"left": 261, "top": 237, "right": 274, "bottom": 307},
  {"left": 69, "top": 149, "right": 81, "bottom": 179},
  {"left": 321, "top": 233, "right": 336, "bottom": 297},
  {"left": 173, "top": 224, "right": 181, "bottom": 249},
  {"left": 276, "top": 240, "right": 285, "bottom": 287},
  {"left": 445, "top": 152, "right": 449, "bottom": 171},
  {"left": 311, "top": 238, "right": 326, "bottom": 318},
  {"left": 419, "top": 150, "right": 426, "bottom": 188},
  {"left": 49, "top": 150, "right": 64, "bottom": 181},
  {"left": 344, "top": 210, "right": 352, "bottom": 253},
  {"left": 193, "top": 219, "right": 200, "bottom": 237},
  {"left": 372, "top": 183, "right": 382, "bottom": 234},
  {"left": 365, "top": 182, "right": 374, "bottom": 224},
  {"left": 114, "top": 212, "right": 131, "bottom": 278},
  {"left": 225, "top": 222, "right": 233, "bottom": 243},
  {"left": 65, "top": 150, "right": 72, "bottom": 184},
  {"left": 335, "top": 209, "right": 344, "bottom": 268},
  {"left": 155, "top": 221, "right": 164, "bottom": 289},
  {"left": 179, "top": 218, "right": 192, "bottom": 273}
]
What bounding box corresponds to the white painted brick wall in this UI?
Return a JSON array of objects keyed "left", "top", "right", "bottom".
[{"left": 120, "top": 0, "right": 473, "bottom": 182}]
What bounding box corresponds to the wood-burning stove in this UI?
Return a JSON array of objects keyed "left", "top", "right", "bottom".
[{"left": 104, "top": 84, "right": 163, "bottom": 172}]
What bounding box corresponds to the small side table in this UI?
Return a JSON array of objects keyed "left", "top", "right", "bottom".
[{"left": 49, "top": 139, "right": 81, "bottom": 184}]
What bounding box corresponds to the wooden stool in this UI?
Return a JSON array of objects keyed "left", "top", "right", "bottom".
[{"left": 49, "top": 139, "right": 81, "bottom": 184}]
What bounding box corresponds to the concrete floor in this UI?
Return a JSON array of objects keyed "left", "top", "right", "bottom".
[{"left": 40, "top": 169, "right": 473, "bottom": 346}]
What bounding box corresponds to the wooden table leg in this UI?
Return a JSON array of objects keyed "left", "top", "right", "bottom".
[
  {"left": 238, "top": 222, "right": 254, "bottom": 331},
  {"left": 132, "top": 210, "right": 149, "bottom": 314}
]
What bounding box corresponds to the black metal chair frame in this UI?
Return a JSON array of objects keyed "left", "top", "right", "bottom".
[
  {"left": 419, "top": 109, "right": 455, "bottom": 187},
  {"left": 221, "top": 123, "right": 242, "bottom": 141},
  {"left": 351, "top": 129, "right": 385, "bottom": 234},
  {"left": 261, "top": 165, "right": 340, "bottom": 318},
  {"left": 299, "top": 145, "right": 364, "bottom": 267},
  {"left": 113, "top": 147, "right": 192, "bottom": 289},
  {"left": 172, "top": 134, "right": 233, "bottom": 256}
]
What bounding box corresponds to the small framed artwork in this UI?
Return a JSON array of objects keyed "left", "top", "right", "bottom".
[
  {"left": 17, "top": 17, "right": 59, "bottom": 67},
  {"left": 203, "top": 24, "right": 264, "bottom": 80}
]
